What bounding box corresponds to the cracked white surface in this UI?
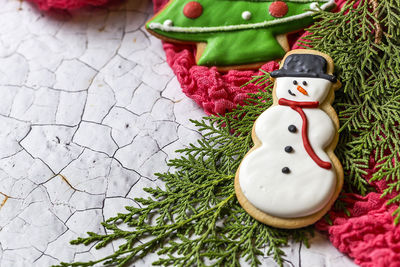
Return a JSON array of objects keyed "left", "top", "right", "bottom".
[{"left": 0, "top": 0, "right": 357, "bottom": 266}]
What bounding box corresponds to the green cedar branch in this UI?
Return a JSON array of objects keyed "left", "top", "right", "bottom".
[
  {"left": 299, "top": 0, "right": 400, "bottom": 219},
  {"left": 57, "top": 86, "right": 314, "bottom": 267}
]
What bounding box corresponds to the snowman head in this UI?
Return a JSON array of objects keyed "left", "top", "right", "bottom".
[
  {"left": 270, "top": 53, "right": 337, "bottom": 103},
  {"left": 275, "top": 77, "right": 332, "bottom": 102}
]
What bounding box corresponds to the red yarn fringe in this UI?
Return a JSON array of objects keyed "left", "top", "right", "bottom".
[{"left": 28, "top": 0, "right": 113, "bottom": 10}]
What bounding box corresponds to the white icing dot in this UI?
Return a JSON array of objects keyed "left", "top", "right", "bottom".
[
  {"left": 148, "top": 23, "right": 157, "bottom": 29},
  {"left": 163, "top": 19, "right": 173, "bottom": 27},
  {"left": 241, "top": 11, "right": 252, "bottom": 20},
  {"left": 310, "top": 2, "right": 320, "bottom": 10}
]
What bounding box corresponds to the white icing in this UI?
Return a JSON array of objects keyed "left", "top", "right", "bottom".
[
  {"left": 241, "top": 11, "right": 252, "bottom": 20},
  {"left": 238, "top": 77, "right": 337, "bottom": 218},
  {"left": 163, "top": 19, "right": 173, "bottom": 27},
  {"left": 148, "top": 0, "right": 335, "bottom": 33},
  {"left": 310, "top": 2, "right": 320, "bottom": 10}
]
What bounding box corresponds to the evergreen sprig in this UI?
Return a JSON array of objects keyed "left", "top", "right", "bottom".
[
  {"left": 58, "top": 87, "right": 313, "bottom": 267},
  {"left": 299, "top": 0, "right": 400, "bottom": 222},
  {"left": 58, "top": 0, "right": 400, "bottom": 266}
]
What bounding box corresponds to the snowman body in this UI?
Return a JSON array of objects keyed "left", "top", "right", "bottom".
[{"left": 238, "top": 76, "right": 337, "bottom": 218}]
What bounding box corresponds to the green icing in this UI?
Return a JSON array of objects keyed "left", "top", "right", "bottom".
[
  {"left": 147, "top": 0, "right": 335, "bottom": 66},
  {"left": 198, "top": 30, "right": 284, "bottom": 66}
]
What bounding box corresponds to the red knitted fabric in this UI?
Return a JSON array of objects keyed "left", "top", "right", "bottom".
[
  {"left": 153, "top": 1, "right": 400, "bottom": 267},
  {"left": 28, "top": 0, "right": 112, "bottom": 10},
  {"left": 316, "top": 154, "right": 400, "bottom": 267},
  {"left": 163, "top": 42, "right": 279, "bottom": 114}
]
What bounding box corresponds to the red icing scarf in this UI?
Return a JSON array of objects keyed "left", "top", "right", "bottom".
[{"left": 278, "top": 98, "right": 332, "bottom": 170}]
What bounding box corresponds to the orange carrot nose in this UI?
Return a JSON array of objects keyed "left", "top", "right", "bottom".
[{"left": 297, "top": 85, "right": 308, "bottom": 96}]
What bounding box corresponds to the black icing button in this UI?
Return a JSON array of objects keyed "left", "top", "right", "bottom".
[
  {"left": 282, "top": 167, "right": 290, "bottom": 174},
  {"left": 288, "top": 125, "right": 297, "bottom": 133},
  {"left": 284, "top": 146, "right": 293, "bottom": 153}
]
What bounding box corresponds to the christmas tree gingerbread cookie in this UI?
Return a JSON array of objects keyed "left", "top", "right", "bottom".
[
  {"left": 146, "top": 0, "right": 335, "bottom": 70},
  {"left": 235, "top": 49, "right": 343, "bottom": 229}
]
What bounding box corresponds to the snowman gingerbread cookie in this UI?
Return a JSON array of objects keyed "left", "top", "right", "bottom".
[{"left": 235, "top": 49, "right": 343, "bottom": 229}]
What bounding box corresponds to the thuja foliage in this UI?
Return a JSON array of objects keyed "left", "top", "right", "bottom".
[
  {"left": 300, "top": 0, "right": 400, "bottom": 222},
  {"left": 58, "top": 0, "right": 400, "bottom": 266},
  {"left": 59, "top": 85, "right": 313, "bottom": 267}
]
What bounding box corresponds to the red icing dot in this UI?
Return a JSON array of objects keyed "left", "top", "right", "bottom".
[
  {"left": 269, "top": 1, "right": 289, "bottom": 18},
  {"left": 183, "top": 1, "right": 203, "bottom": 19}
]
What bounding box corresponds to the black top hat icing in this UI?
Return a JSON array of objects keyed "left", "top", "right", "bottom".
[{"left": 270, "top": 54, "right": 337, "bottom": 82}]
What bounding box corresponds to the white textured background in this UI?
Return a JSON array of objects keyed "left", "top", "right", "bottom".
[{"left": 0, "top": 0, "right": 357, "bottom": 266}]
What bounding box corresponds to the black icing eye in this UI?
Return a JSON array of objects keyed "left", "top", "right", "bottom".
[
  {"left": 293, "top": 80, "right": 298, "bottom": 85},
  {"left": 302, "top": 81, "right": 307, "bottom": 86}
]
